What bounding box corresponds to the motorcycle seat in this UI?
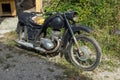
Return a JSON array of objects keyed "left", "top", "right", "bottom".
[
  {"left": 29, "top": 20, "right": 42, "bottom": 29},
  {"left": 18, "top": 12, "right": 34, "bottom": 22},
  {"left": 18, "top": 12, "right": 42, "bottom": 29}
]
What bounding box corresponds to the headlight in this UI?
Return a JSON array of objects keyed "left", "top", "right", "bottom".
[{"left": 73, "top": 15, "right": 79, "bottom": 22}]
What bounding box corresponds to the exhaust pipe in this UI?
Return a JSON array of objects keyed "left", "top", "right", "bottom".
[{"left": 15, "top": 40, "right": 46, "bottom": 52}]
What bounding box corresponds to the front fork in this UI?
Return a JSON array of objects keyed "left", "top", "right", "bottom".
[{"left": 64, "top": 14, "right": 83, "bottom": 56}]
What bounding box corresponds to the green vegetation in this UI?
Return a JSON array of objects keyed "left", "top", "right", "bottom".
[
  {"left": 3, "top": 31, "right": 17, "bottom": 47},
  {"left": 54, "top": 58, "right": 89, "bottom": 80},
  {"left": 45, "top": 0, "right": 120, "bottom": 79},
  {"left": 46, "top": 0, "right": 120, "bottom": 27},
  {"left": 6, "top": 54, "right": 14, "bottom": 59},
  {"left": 45, "top": 0, "right": 120, "bottom": 58}
]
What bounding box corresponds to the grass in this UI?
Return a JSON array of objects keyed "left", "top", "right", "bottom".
[
  {"left": 53, "top": 58, "right": 92, "bottom": 80},
  {"left": 47, "top": 68, "right": 55, "bottom": 72},
  {"left": 91, "top": 26, "right": 120, "bottom": 70},
  {"left": 1, "top": 31, "right": 17, "bottom": 47},
  {"left": 99, "top": 60, "right": 119, "bottom": 72},
  {"left": 6, "top": 54, "right": 14, "bottom": 59},
  {"left": 6, "top": 40, "right": 16, "bottom": 47},
  {"left": 93, "top": 27, "right": 120, "bottom": 58},
  {"left": 4, "top": 31, "right": 17, "bottom": 40}
]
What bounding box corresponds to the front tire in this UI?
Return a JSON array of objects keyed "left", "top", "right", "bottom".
[{"left": 68, "top": 35, "right": 101, "bottom": 71}]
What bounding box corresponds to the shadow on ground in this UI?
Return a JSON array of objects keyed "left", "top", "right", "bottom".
[
  {"left": 15, "top": 43, "right": 94, "bottom": 80},
  {"left": 0, "top": 40, "right": 93, "bottom": 80},
  {"left": 0, "top": 17, "right": 6, "bottom": 24}
]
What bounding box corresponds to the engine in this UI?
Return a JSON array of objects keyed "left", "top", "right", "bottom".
[
  {"left": 40, "top": 38, "right": 54, "bottom": 50},
  {"left": 40, "top": 30, "right": 61, "bottom": 50}
]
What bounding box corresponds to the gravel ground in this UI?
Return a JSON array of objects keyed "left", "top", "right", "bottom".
[
  {"left": 0, "top": 17, "right": 17, "bottom": 30},
  {"left": 0, "top": 17, "right": 18, "bottom": 38},
  {"left": 0, "top": 43, "right": 64, "bottom": 80},
  {"left": 0, "top": 17, "right": 65, "bottom": 80}
]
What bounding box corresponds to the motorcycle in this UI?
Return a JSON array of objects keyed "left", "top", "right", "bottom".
[{"left": 15, "top": 11, "right": 101, "bottom": 71}]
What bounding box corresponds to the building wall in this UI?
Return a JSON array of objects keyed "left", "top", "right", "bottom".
[
  {"left": 21, "top": 0, "right": 35, "bottom": 10},
  {"left": 15, "top": 0, "right": 35, "bottom": 14}
]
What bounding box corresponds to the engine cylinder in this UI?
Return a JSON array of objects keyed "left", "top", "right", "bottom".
[{"left": 40, "top": 38, "right": 54, "bottom": 50}]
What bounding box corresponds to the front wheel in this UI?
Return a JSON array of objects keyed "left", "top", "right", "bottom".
[{"left": 68, "top": 35, "right": 101, "bottom": 71}]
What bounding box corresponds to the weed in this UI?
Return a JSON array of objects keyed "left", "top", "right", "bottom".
[
  {"left": 0, "top": 56, "right": 6, "bottom": 64},
  {"left": 3, "top": 63, "right": 16, "bottom": 70},
  {"left": 6, "top": 40, "right": 16, "bottom": 47},
  {"left": 54, "top": 58, "right": 87, "bottom": 79},
  {"left": 6, "top": 54, "right": 14, "bottom": 59},
  {"left": 47, "top": 68, "right": 55, "bottom": 72},
  {"left": 99, "top": 59, "right": 119, "bottom": 71},
  {"left": 55, "top": 75, "right": 65, "bottom": 80},
  {"left": 0, "top": 48, "right": 2, "bottom": 51},
  {"left": 4, "top": 31, "right": 17, "bottom": 40}
]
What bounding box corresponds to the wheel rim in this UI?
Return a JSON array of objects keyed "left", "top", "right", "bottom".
[{"left": 71, "top": 37, "right": 97, "bottom": 68}]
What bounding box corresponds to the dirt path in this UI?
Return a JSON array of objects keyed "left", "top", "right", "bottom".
[
  {"left": 83, "top": 67, "right": 120, "bottom": 80},
  {"left": 0, "top": 37, "right": 119, "bottom": 80},
  {"left": 0, "top": 42, "right": 64, "bottom": 80}
]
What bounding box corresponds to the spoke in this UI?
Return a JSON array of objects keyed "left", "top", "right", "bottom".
[{"left": 71, "top": 36, "right": 97, "bottom": 68}]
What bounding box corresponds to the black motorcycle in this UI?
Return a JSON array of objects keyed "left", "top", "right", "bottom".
[{"left": 16, "top": 10, "right": 101, "bottom": 71}]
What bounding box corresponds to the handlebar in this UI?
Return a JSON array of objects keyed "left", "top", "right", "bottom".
[{"left": 45, "top": 11, "right": 77, "bottom": 16}]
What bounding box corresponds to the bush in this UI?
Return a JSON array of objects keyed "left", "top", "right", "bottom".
[
  {"left": 45, "top": 0, "right": 120, "bottom": 28},
  {"left": 45, "top": 0, "right": 120, "bottom": 57}
]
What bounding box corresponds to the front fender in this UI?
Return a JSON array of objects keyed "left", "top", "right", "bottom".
[
  {"left": 71, "top": 24, "right": 93, "bottom": 33},
  {"left": 62, "top": 25, "right": 93, "bottom": 49}
]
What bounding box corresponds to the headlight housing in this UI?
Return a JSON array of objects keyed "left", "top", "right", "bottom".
[{"left": 73, "top": 14, "right": 79, "bottom": 22}]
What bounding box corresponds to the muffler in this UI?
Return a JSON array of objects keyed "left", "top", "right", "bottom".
[{"left": 15, "top": 40, "right": 46, "bottom": 52}]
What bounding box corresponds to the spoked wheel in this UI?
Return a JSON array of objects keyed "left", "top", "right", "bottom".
[{"left": 68, "top": 35, "right": 101, "bottom": 71}]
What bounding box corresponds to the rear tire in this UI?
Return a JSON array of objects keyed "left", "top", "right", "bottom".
[
  {"left": 16, "top": 22, "right": 27, "bottom": 41},
  {"left": 68, "top": 35, "right": 101, "bottom": 71}
]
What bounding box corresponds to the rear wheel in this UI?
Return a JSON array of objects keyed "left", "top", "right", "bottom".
[
  {"left": 68, "top": 35, "right": 101, "bottom": 71},
  {"left": 16, "top": 22, "right": 27, "bottom": 41}
]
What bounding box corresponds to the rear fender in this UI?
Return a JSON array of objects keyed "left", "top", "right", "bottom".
[
  {"left": 16, "top": 21, "right": 25, "bottom": 34},
  {"left": 71, "top": 25, "right": 93, "bottom": 33}
]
